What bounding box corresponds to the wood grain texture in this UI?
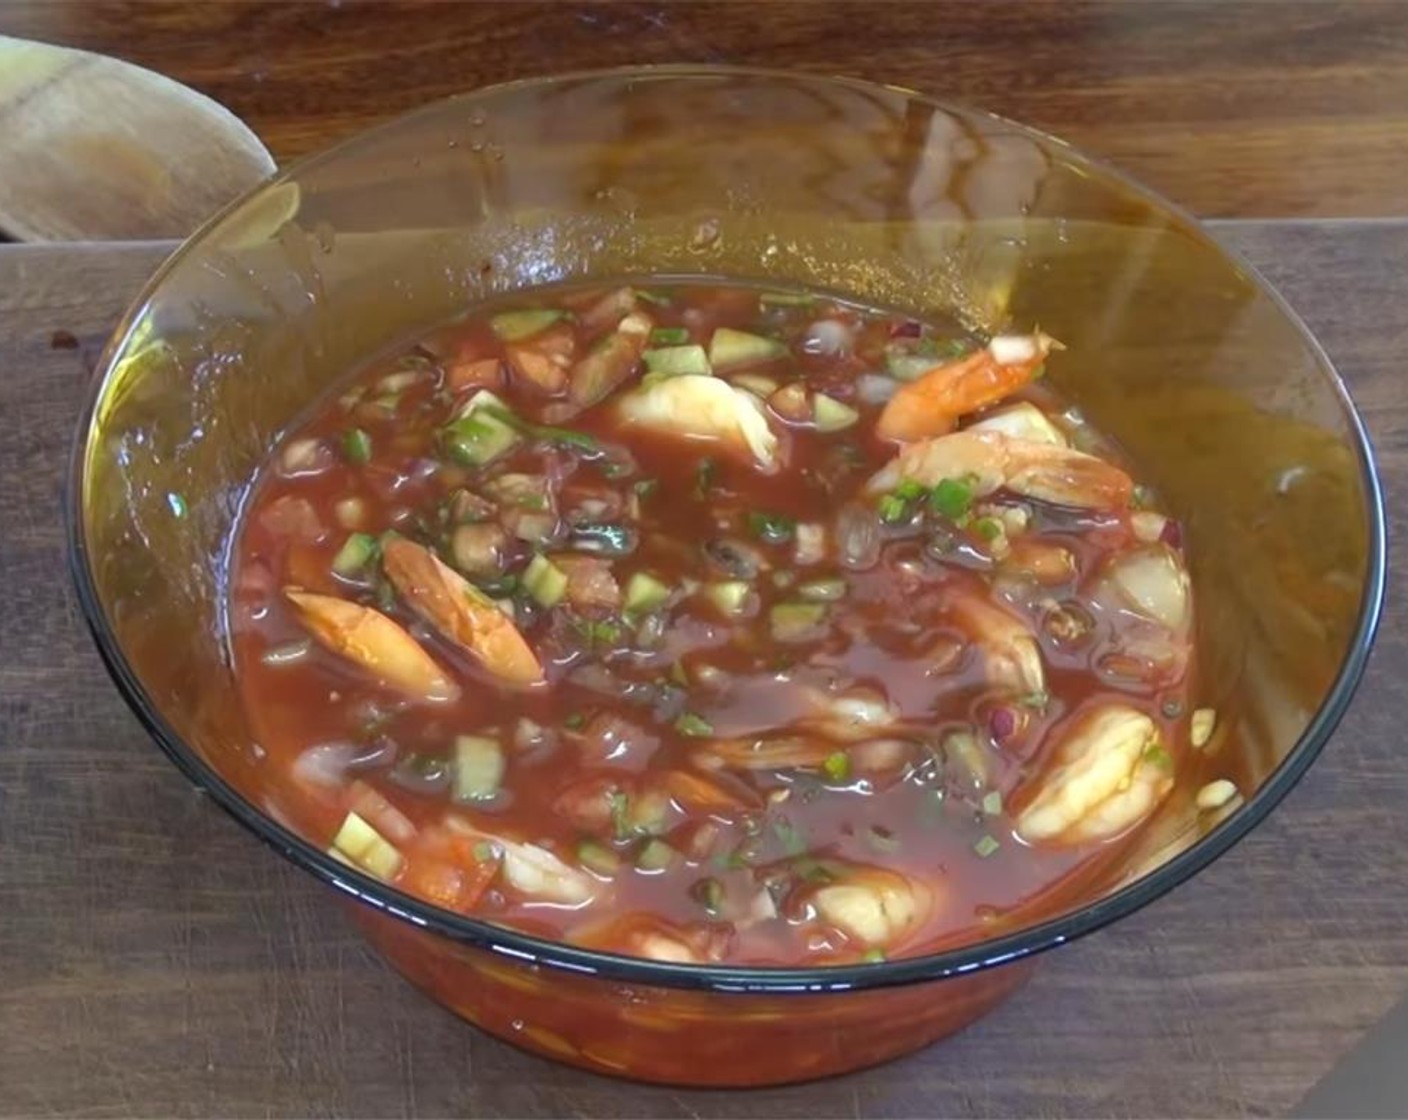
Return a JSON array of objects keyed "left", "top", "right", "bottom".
[
  {"left": 0, "top": 224, "right": 1405, "bottom": 1117},
  {"left": 0, "top": 0, "right": 1406, "bottom": 220}
]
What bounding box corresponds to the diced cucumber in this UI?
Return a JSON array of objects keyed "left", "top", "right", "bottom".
[
  {"left": 490, "top": 309, "right": 565, "bottom": 341},
  {"left": 342, "top": 428, "right": 372, "bottom": 464},
  {"left": 624, "top": 571, "right": 671, "bottom": 614},
  {"left": 443, "top": 413, "right": 517, "bottom": 467},
  {"left": 813, "top": 394, "right": 860, "bottom": 433},
  {"left": 453, "top": 735, "right": 505, "bottom": 802},
  {"left": 730, "top": 373, "right": 780, "bottom": 397},
  {"left": 331, "top": 532, "right": 378, "bottom": 576},
  {"left": 330, "top": 812, "right": 403, "bottom": 881},
  {"left": 635, "top": 838, "right": 677, "bottom": 872},
  {"left": 885, "top": 345, "right": 939, "bottom": 382},
  {"left": 523, "top": 554, "right": 568, "bottom": 607},
  {"left": 578, "top": 840, "right": 622, "bottom": 878},
  {"left": 704, "top": 581, "right": 752, "bottom": 616},
  {"left": 643, "top": 344, "right": 713, "bottom": 378},
  {"left": 708, "top": 327, "right": 787, "bottom": 370},
  {"left": 796, "top": 577, "right": 847, "bottom": 602},
  {"left": 769, "top": 601, "right": 829, "bottom": 642}
]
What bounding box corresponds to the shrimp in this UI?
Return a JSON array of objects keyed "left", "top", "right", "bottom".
[
  {"left": 455, "top": 827, "right": 598, "bottom": 906},
  {"left": 867, "top": 429, "right": 1133, "bottom": 511},
  {"left": 381, "top": 538, "right": 544, "bottom": 685},
  {"left": 616, "top": 374, "right": 779, "bottom": 469},
  {"left": 283, "top": 588, "right": 458, "bottom": 702},
  {"left": 806, "top": 864, "right": 932, "bottom": 949},
  {"left": 876, "top": 332, "right": 1060, "bottom": 442},
  {"left": 1015, "top": 704, "right": 1174, "bottom": 844},
  {"left": 799, "top": 686, "right": 899, "bottom": 741},
  {"left": 569, "top": 311, "right": 653, "bottom": 407},
  {"left": 946, "top": 587, "right": 1045, "bottom": 695},
  {"left": 572, "top": 914, "right": 730, "bottom": 963}
]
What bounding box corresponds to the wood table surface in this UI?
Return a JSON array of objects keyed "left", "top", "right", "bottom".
[
  {"left": 3, "top": 0, "right": 1408, "bottom": 221},
  {"left": 2, "top": 3, "right": 1407, "bottom": 1118},
  {"left": 0, "top": 224, "right": 1404, "bottom": 1120}
]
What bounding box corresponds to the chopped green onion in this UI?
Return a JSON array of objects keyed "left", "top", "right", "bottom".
[
  {"left": 694, "top": 458, "right": 717, "bottom": 498},
  {"left": 973, "top": 833, "right": 1001, "bottom": 858},
  {"left": 674, "top": 711, "right": 714, "bottom": 738},
  {"left": 522, "top": 554, "right": 568, "bottom": 607},
  {"left": 564, "top": 712, "right": 586, "bottom": 731},
  {"left": 822, "top": 751, "right": 851, "bottom": 783},
  {"left": 342, "top": 428, "right": 372, "bottom": 464},
  {"left": 167, "top": 492, "right": 187, "bottom": 519},
  {"left": 974, "top": 516, "right": 1003, "bottom": 541},
  {"left": 895, "top": 480, "right": 927, "bottom": 502},
  {"left": 691, "top": 876, "right": 725, "bottom": 915},
  {"left": 473, "top": 840, "right": 496, "bottom": 863},
  {"left": 1143, "top": 742, "right": 1175, "bottom": 771},
  {"left": 635, "top": 838, "right": 677, "bottom": 872},
  {"left": 878, "top": 494, "right": 909, "bottom": 523},
  {"left": 649, "top": 326, "right": 691, "bottom": 345},
  {"left": 929, "top": 477, "right": 974, "bottom": 520},
  {"left": 453, "top": 735, "right": 505, "bottom": 802},
  {"left": 747, "top": 510, "right": 796, "bottom": 544},
  {"left": 623, "top": 572, "right": 671, "bottom": 615},
  {"left": 1018, "top": 691, "right": 1050, "bottom": 710},
  {"left": 759, "top": 290, "right": 815, "bottom": 307},
  {"left": 578, "top": 839, "right": 621, "bottom": 877},
  {"left": 981, "top": 790, "right": 1003, "bottom": 816},
  {"left": 331, "top": 532, "right": 378, "bottom": 576}
]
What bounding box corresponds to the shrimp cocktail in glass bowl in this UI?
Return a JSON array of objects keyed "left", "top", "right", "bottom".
[{"left": 70, "top": 68, "right": 1383, "bottom": 1085}]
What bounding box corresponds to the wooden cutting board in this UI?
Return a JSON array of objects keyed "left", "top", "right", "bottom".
[{"left": 1, "top": 228, "right": 1404, "bottom": 1118}]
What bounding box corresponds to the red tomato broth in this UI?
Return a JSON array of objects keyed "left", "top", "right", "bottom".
[{"left": 229, "top": 280, "right": 1199, "bottom": 967}]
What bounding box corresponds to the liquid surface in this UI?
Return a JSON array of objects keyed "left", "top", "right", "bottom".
[{"left": 230, "top": 280, "right": 1204, "bottom": 967}]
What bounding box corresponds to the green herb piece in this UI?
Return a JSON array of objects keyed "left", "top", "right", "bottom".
[
  {"left": 878, "top": 494, "right": 909, "bottom": 523},
  {"left": 472, "top": 840, "right": 496, "bottom": 863},
  {"left": 522, "top": 554, "right": 568, "bottom": 607},
  {"left": 747, "top": 511, "right": 797, "bottom": 544},
  {"left": 973, "top": 833, "right": 1001, "bottom": 858},
  {"left": 974, "top": 516, "right": 1003, "bottom": 541},
  {"left": 694, "top": 457, "right": 717, "bottom": 498},
  {"left": 1143, "top": 742, "right": 1175, "bottom": 771},
  {"left": 342, "top": 428, "right": 372, "bottom": 464},
  {"left": 578, "top": 839, "right": 621, "bottom": 878},
  {"left": 453, "top": 735, "right": 505, "bottom": 802},
  {"left": 649, "top": 326, "right": 691, "bottom": 346},
  {"left": 771, "top": 818, "right": 808, "bottom": 856},
  {"left": 331, "top": 532, "right": 378, "bottom": 576},
  {"left": 490, "top": 308, "right": 565, "bottom": 341},
  {"left": 609, "top": 791, "right": 632, "bottom": 840},
  {"left": 674, "top": 711, "right": 714, "bottom": 738},
  {"left": 1018, "top": 691, "right": 1049, "bottom": 710},
  {"left": 691, "top": 876, "right": 725, "bottom": 916},
  {"left": 167, "top": 492, "right": 187, "bottom": 519},
  {"left": 822, "top": 750, "right": 851, "bottom": 783},
  {"left": 895, "top": 480, "right": 927, "bottom": 502},
  {"left": 624, "top": 572, "right": 671, "bottom": 615},
  {"left": 563, "top": 712, "right": 586, "bottom": 731},
  {"left": 929, "top": 476, "right": 974, "bottom": 520},
  {"left": 981, "top": 790, "right": 1004, "bottom": 816}
]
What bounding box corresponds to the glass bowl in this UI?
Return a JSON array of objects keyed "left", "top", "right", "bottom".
[{"left": 67, "top": 66, "right": 1385, "bottom": 1087}]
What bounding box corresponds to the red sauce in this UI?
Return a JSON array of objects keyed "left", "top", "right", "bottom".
[{"left": 229, "top": 281, "right": 1196, "bottom": 967}]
